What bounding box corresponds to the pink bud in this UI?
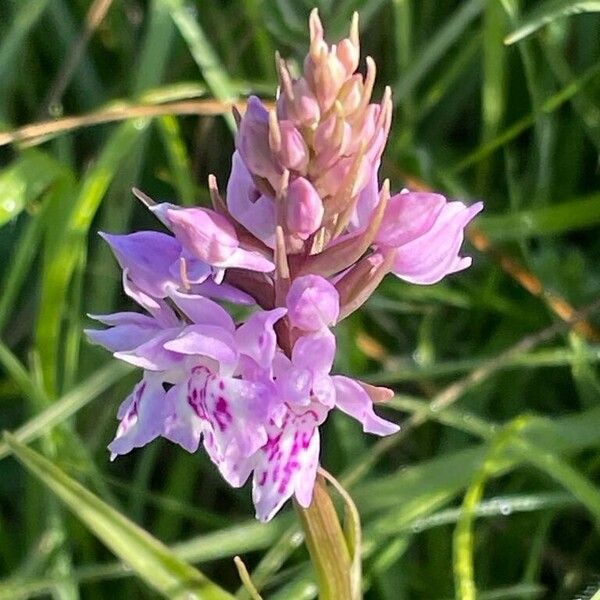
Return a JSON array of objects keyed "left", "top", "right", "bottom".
[
  {"left": 166, "top": 207, "right": 238, "bottom": 264},
  {"left": 337, "top": 75, "right": 363, "bottom": 116},
  {"left": 237, "top": 96, "right": 282, "bottom": 186},
  {"left": 277, "top": 121, "right": 309, "bottom": 173},
  {"left": 287, "top": 274, "right": 339, "bottom": 331},
  {"left": 286, "top": 177, "right": 324, "bottom": 239},
  {"left": 336, "top": 38, "right": 359, "bottom": 75}
]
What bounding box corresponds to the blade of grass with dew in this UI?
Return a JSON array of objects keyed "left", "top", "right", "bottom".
[
  {"left": 0, "top": 150, "right": 68, "bottom": 227},
  {"left": 35, "top": 119, "right": 148, "bottom": 397},
  {"left": 505, "top": 0, "right": 600, "bottom": 45},
  {"left": 3, "top": 433, "right": 234, "bottom": 600},
  {"left": 476, "top": 193, "right": 600, "bottom": 241}
]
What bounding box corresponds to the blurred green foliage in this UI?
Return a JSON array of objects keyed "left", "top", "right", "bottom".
[{"left": 0, "top": 0, "right": 599, "bottom": 598}]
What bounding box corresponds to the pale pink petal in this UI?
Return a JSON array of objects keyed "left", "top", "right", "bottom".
[
  {"left": 376, "top": 192, "right": 447, "bottom": 248},
  {"left": 226, "top": 152, "right": 276, "bottom": 249},
  {"left": 166, "top": 207, "right": 239, "bottom": 265},
  {"left": 332, "top": 375, "right": 399, "bottom": 436},
  {"left": 163, "top": 325, "right": 238, "bottom": 366},
  {"left": 217, "top": 246, "right": 275, "bottom": 273},
  {"left": 286, "top": 177, "right": 324, "bottom": 239},
  {"left": 292, "top": 330, "right": 336, "bottom": 374},
  {"left": 169, "top": 290, "right": 235, "bottom": 332},
  {"left": 235, "top": 308, "right": 287, "bottom": 369},
  {"left": 114, "top": 329, "right": 184, "bottom": 371},
  {"left": 286, "top": 275, "right": 339, "bottom": 331},
  {"left": 389, "top": 201, "right": 483, "bottom": 285},
  {"left": 108, "top": 374, "right": 169, "bottom": 458}
]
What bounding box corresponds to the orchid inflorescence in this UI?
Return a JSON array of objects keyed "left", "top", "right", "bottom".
[{"left": 87, "top": 9, "right": 482, "bottom": 522}]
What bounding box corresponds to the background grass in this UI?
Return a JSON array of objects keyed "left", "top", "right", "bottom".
[{"left": 0, "top": 0, "right": 599, "bottom": 598}]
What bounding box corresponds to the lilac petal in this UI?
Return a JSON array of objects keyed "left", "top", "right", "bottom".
[
  {"left": 237, "top": 96, "right": 282, "bottom": 187},
  {"left": 204, "top": 428, "right": 257, "bottom": 487},
  {"left": 85, "top": 312, "right": 161, "bottom": 352},
  {"left": 114, "top": 329, "right": 184, "bottom": 371},
  {"left": 292, "top": 330, "right": 336, "bottom": 374},
  {"left": 376, "top": 192, "right": 447, "bottom": 248},
  {"left": 169, "top": 289, "right": 235, "bottom": 332},
  {"left": 108, "top": 374, "right": 169, "bottom": 458},
  {"left": 389, "top": 201, "right": 483, "bottom": 284},
  {"left": 163, "top": 325, "right": 238, "bottom": 366},
  {"left": 100, "top": 231, "right": 181, "bottom": 298},
  {"left": 235, "top": 308, "right": 287, "bottom": 369},
  {"left": 332, "top": 375, "right": 399, "bottom": 436},
  {"left": 349, "top": 164, "right": 380, "bottom": 231},
  {"left": 286, "top": 275, "right": 339, "bottom": 331},
  {"left": 217, "top": 247, "right": 275, "bottom": 273},
  {"left": 166, "top": 207, "right": 239, "bottom": 265},
  {"left": 252, "top": 405, "right": 325, "bottom": 522},
  {"left": 226, "top": 152, "right": 276, "bottom": 248},
  {"left": 168, "top": 254, "right": 211, "bottom": 285},
  {"left": 191, "top": 277, "right": 255, "bottom": 305}
]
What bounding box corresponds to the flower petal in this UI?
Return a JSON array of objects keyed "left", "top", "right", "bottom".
[
  {"left": 252, "top": 405, "right": 325, "bottom": 522},
  {"left": 235, "top": 308, "right": 287, "bottom": 369},
  {"left": 169, "top": 289, "right": 235, "bottom": 332},
  {"left": 100, "top": 231, "right": 181, "bottom": 298},
  {"left": 85, "top": 312, "right": 162, "bottom": 352},
  {"left": 292, "top": 329, "right": 336, "bottom": 374},
  {"left": 383, "top": 197, "right": 483, "bottom": 285},
  {"left": 226, "top": 151, "right": 276, "bottom": 248},
  {"left": 163, "top": 325, "right": 238, "bottom": 366},
  {"left": 332, "top": 375, "right": 399, "bottom": 436},
  {"left": 286, "top": 275, "right": 339, "bottom": 331},
  {"left": 108, "top": 374, "right": 169, "bottom": 458}
]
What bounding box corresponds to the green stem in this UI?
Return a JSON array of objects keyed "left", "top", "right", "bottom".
[{"left": 295, "top": 475, "right": 354, "bottom": 600}]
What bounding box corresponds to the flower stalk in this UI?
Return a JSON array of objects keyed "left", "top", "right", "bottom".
[{"left": 296, "top": 475, "right": 355, "bottom": 600}]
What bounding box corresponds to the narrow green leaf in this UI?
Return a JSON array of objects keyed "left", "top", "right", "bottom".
[
  {"left": 4, "top": 433, "right": 234, "bottom": 600},
  {"left": 36, "top": 120, "right": 147, "bottom": 396},
  {"left": 477, "top": 194, "right": 600, "bottom": 240},
  {"left": 0, "top": 361, "right": 132, "bottom": 462},
  {"left": 0, "top": 151, "right": 66, "bottom": 227},
  {"left": 505, "top": 0, "right": 600, "bottom": 45},
  {"left": 167, "top": 0, "right": 238, "bottom": 131},
  {"left": 393, "top": 0, "right": 485, "bottom": 103}
]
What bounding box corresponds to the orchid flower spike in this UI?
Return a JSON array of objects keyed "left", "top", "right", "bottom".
[{"left": 90, "top": 9, "right": 482, "bottom": 522}]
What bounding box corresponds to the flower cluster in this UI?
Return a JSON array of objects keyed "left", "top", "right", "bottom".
[{"left": 87, "top": 10, "right": 482, "bottom": 522}]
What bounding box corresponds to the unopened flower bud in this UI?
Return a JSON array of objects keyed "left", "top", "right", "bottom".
[
  {"left": 237, "top": 96, "right": 282, "bottom": 186},
  {"left": 286, "top": 177, "right": 324, "bottom": 239},
  {"left": 277, "top": 121, "right": 309, "bottom": 173}
]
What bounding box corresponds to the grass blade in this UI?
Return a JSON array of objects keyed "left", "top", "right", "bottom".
[
  {"left": 505, "top": 0, "right": 600, "bottom": 45},
  {"left": 4, "top": 433, "right": 234, "bottom": 600}
]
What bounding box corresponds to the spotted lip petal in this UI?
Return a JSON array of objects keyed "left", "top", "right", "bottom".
[{"left": 252, "top": 403, "right": 326, "bottom": 522}]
